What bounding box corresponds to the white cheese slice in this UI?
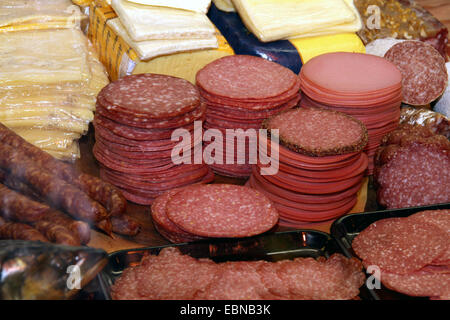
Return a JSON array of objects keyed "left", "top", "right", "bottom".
[
  {"left": 124, "top": 0, "right": 211, "bottom": 13},
  {"left": 233, "top": 0, "right": 360, "bottom": 42},
  {"left": 111, "top": 0, "right": 216, "bottom": 41},
  {"left": 108, "top": 18, "right": 218, "bottom": 61}
]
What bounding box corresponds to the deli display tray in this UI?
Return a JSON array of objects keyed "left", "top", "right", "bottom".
[
  {"left": 90, "top": 229, "right": 372, "bottom": 300},
  {"left": 330, "top": 202, "right": 450, "bottom": 300}
]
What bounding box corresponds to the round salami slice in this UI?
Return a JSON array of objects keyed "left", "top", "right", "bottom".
[
  {"left": 196, "top": 55, "right": 298, "bottom": 101},
  {"left": 352, "top": 217, "right": 448, "bottom": 274},
  {"left": 380, "top": 270, "right": 450, "bottom": 297},
  {"left": 94, "top": 115, "right": 195, "bottom": 141},
  {"left": 100, "top": 73, "right": 200, "bottom": 118},
  {"left": 263, "top": 107, "right": 368, "bottom": 157},
  {"left": 151, "top": 189, "right": 204, "bottom": 242},
  {"left": 384, "top": 41, "right": 448, "bottom": 106},
  {"left": 165, "top": 184, "right": 279, "bottom": 238}
]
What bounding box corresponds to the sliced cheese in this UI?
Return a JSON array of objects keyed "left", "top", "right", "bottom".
[
  {"left": 0, "top": 29, "right": 91, "bottom": 86},
  {"left": 291, "top": 33, "right": 365, "bottom": 63},
  {"left": 14, "top": 128, "right": 80, "bottom": 151},
  {"left": 0, "top": 93, "right": 96, "bottom": 110},
  {"left": 125, "top": 0, "right": 211, "bottom": 14},
  {"left": 213, "top": 0, "right": 235, "bottom": 12},
  {"left": 0, "top": 0, "right": 86, "bottom": 31},
  {"left": 111, "top": 0, "right": 216, "bottom": 41},
  {"left": 0, "top": 107, "right": 94, "bottom": 122},
  {"left": 1, "top": 118, "right": 89, "bottom": 134},
  {"left": 108, "top": 18, "right": 218, "bottom": 61},
  {"left": 45, "top": 141, "right": 80, "bottom": 161},
  {"left": 232, "top": 0, "right": 360, "bottom": 42}
]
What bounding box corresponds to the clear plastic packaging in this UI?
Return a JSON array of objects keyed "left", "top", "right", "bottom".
[{"left": 0, "top": 0, "right": 87, "bottom": 32}]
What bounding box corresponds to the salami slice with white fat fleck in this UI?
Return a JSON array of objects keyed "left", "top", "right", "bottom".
[
  {"left": 100, "top": 74, "right": 200, "bottom": 119},
  {"left": 384, "top": 41, "right": 448, "bottom": 106},
  {"left": 352, "top": 217, "right": 448, "bottom": 274},
  {"left": 165, "top": 184, "right": 279, "bottom": 238}
]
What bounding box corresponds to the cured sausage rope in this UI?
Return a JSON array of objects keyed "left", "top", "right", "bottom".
[
  {"left": 0, "top": 142, "right": 112, "bottom": 235},
  {"left": 0, "top": 216, "right": 48, "bottom": 242},
  {"left": 0, "top": 122, "right": 126, "bottom": 217}
]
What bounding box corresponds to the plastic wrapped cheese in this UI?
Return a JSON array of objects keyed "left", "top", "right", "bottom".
[
  {"left": 125, "top": 0, "right": 211, "bottom": 13},
  {"left": 111, "top": 0, "right": 216, "bottom": 41},
  {"left": 107, "top": 18, "right": 218, "bottom": 61},
  {"left": 0, "top": 0, "right": 86, "bottom": 32},
  {"left": 0, "top": 29, "right": 91, "bottom": 86},
  {"left": 232, "top": 0, "right": 362, "bottom": 42},
  {"left": 13, "top": 128, "right": 81, "bottom": 151}
]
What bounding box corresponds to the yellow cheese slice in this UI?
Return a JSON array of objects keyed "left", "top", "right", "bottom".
[
  {"left": 0, "top": 0, "right": 85, "bottom": 30},
  {"left": 290, "top": 33, "right": 365, "bottom": 63},
  {"left": 1, "top": 118, "right": 89, "bottom": 134},
  {"left": 111, "top": 0, "right": 216, "bottom": 41},
  {"left": 213, "top": 0, "right": 235, "bottom": 12},
  {"left": 0, "top": 29, "right": 91, "bottom": 86},
  {"left": 45, "top": 141, "right": 80, "bottom": 161},
  {"left": 0, "top": 93, "right": 96, "bottom": 110},
  {"left": 232, "top": 0, "right": 360, "bottom": 42},
  {"left": 125, "top": 0, "right": 212, "bottom": 13},
  {"left": 108, "top": 18, "right": 218, "bottom": 61},
  {"left": 0, "top": 107, "right": 94, "bottom": 123},
  {"left": 13, "top": 128, "right": 80, "bottom": 151}
]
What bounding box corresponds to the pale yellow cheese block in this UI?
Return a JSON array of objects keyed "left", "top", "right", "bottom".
[
  {"left": 232, "top": 0, "right": 361, "bottom": 42},
  {"left": 0, "top": 0, "right": 86, "bottom": 31},
  {"left": 112, "top": 0, "right": 216, "bottom": 41},
  {"left": 0, "top": 29, "right": 91, "bottom": 86},
  {"left": 45, "top": 141, "right": 80, "bottom": 161},
  {"left": 14, "top": 128, "right": 81, "bottom": 151}
]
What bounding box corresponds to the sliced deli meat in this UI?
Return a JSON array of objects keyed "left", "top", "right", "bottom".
[
  {"left": 384, "top": 40, "right": 448, "bottom": 106},
  {"left": 111, "top": 247, "right": 365, "bottom": 300},
  {"left": 165, "top": 184, "right": 279, "bottom": 238}
]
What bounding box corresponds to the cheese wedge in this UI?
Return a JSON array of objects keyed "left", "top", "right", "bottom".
[
  {"left": 232, "top": 0, "right": 361, "bottom": 42},
  {"left": 213, "top": 0, "right": 235, "bottom": 12},
  {"left": 111, "top": 0, "right": 216, "bottom": 41},
  {"left": 0, "top": 29, "right": 91, "bottom": 86},
  {"left": 125, "top": 0, "right": 211, "bottom": 13},
  {"left": 108, "top": 18, "right": 218, "bottom": 61}
]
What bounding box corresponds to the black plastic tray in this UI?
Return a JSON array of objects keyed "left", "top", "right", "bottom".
[
  {"left": 92, "top": 229, "right": 372, "bottom": 300},
  {"left": 330, "top": 202, "right": 450, "bottom": 300}
]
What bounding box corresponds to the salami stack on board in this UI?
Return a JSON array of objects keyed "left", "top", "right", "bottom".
[
  {"left": 93, "top": 74, "right": 214, "bottom": 205},
  {"left": 352, "top": 210, "right": 450, "bottom": 299},
  {"left": 374, "top": 124, "right": 450, "bottom": 209},
  {"left": 248, "top": 108, "right": 368, "bottom": 228},
  {"left": 196, "top": 55, "right": 301, "bottom": 178},
  {"left": 298, "top": 52, "right": 403, "bottom": 174},
  {"left": 151, "top": 184, "right": 279, "bottom": 243}
]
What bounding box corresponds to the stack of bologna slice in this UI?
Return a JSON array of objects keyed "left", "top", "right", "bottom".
[
  {"left": 196, "top": 55, "right": 301, "bottom": 178},
  {"left": 151, "top": 184, "right": 279, "bottom": 243},
  {"left": 298, "top": 52, "right": 402, "bottom": 174},
  {"left": 249, "top": 107, "right": 368, "bottom": 228},
  {"left": 93, "top": 74, "right": 213, "bottom": 205}
]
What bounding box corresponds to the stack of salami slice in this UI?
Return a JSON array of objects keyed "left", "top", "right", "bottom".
[
  {"left": 298, "top": 52, "right": 402, "bottom": 174},
  {"left": 352, "top": 210, "right": 450, "bottom": 299},
  {"left": 248, "top": 107, "right": 368, "bottom": 228},
  {"left": 93, "top": 74, "right": 213, "bottom": 205},
  {"left": 196, "top": 55, "right": 301, "bottom": 178},
  {"left": 151, "top": 184, "right": 279, "bottom": 243}
]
